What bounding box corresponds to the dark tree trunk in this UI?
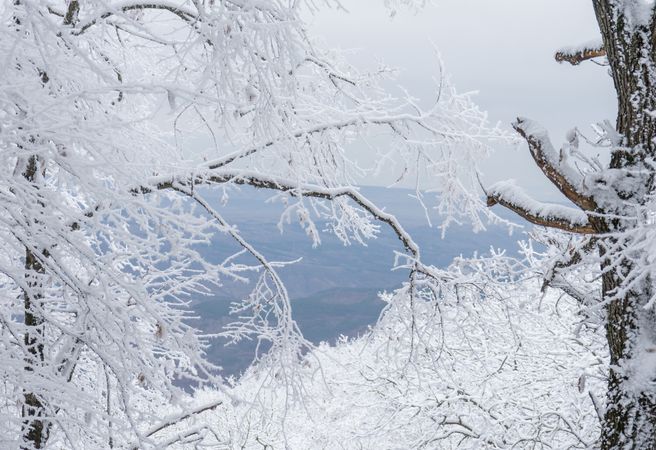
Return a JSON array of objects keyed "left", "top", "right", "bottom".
[
  {"left": 600, "top": 267, "right": 656, "bottom": 448},
  {"left": 22, "top": 249, "right": 47, "bottom": 449},
  {"left": 593, "top": 1, "right": 656, "bottom": 448},
  {"left": 21, "top": 156, "right": 49, "bottom": 449}
]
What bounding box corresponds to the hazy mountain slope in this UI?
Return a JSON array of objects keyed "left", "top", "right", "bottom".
[{"left": 190, "top": 186, "right": 524, "bottom": 376}]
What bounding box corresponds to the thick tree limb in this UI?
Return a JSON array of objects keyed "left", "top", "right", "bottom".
[
  {"left": 547, "top": 278, "right": 593, "bottom": 305},
  {"left": 139, "top": 171, "right": 421, "bottom": 256},
  {"left": 486, "top": 181, "right": 596, "bottom": 234},
  {"left": 74, "top": 2, "right": 198, "bottom": 35},
  {"left": 513, "top": 118, "right": 597, "bottom": 212},
  {"left": 555, "top": 44, "right": 606, "bottom": 66},
  {"left": 541, "top": 237, "right": 597, "bottom": 297}
]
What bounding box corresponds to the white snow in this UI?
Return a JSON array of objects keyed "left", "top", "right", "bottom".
[
  {"left": 489, "top": 179, "right": 590, "bottom": 226},
  {"left": 556, "top": 38, "right": 604, "bottom": 56}
]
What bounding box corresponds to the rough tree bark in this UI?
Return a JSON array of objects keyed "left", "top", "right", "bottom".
[
  {"left": 593, "top": 2, "right": 656, "bottom": 448},
  {"left": 487, "top": 2, "right": 656, "bottom": 448}
]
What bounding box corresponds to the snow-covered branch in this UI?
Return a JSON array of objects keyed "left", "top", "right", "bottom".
[
  {"left": 486, "top": 180, "right": 596, "bottom": 234},
  {"left": 144, "top": 399, "right": 224, "bottom": 439},
  {"left": 144, "top": 171, "right": 421, "bottom": 256},
  {"left": 513, "top": 117, "right": 597, "bottom": 212},
  {"left": 69, "top": 1, "right": 200, "bottom": 34},
  {"left": 555, "top": 40, "right": 606, "bottom": 66}
]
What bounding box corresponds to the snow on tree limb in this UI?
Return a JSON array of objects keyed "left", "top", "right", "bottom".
[
  {"left": 143, "top": 171, "right": 421, "bottom": 256},
  {"left": 534, "top": 233, "right": 600, "bottom": 305},
  {"left": 555, "top": 39, "right": 606, "bottom": 66},
  {"left": 513, "top": 117, "right": 597, "bottom": 212},
  {"left": 70, "top": 1, "right": 200, "bottom": 34},
  {"left": 486, "top": 180, "right": 596, "bottom": 234}
]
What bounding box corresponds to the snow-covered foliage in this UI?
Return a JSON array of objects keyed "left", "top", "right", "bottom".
[
  {"left": 0, "top": 1, "right": 510, "bottom": 448},
  {"left": 151, "top": 247, "right": 607, "bottom": 449}
]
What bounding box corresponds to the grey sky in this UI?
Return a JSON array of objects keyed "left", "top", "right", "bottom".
[{"left": 309, "top": 1, "right": 616, "bottom": 202}]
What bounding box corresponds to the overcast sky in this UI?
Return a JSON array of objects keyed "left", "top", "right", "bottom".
[{"left": 308, "top": 0, "right": 616, "bottom": 202}]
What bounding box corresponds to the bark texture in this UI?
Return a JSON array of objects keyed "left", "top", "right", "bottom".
[{"left": 593, "top": 2, "right": 656, "bottom": 448}]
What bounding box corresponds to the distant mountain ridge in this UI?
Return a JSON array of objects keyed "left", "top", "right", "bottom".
[{"left": 188, "top": 186, "right": 526, "bottom": 376}]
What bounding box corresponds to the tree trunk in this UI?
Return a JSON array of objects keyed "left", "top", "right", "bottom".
[
  {"left": 593, "top": 1, "right": 656, "bottom": 447},
  {"left": 600, "top": 266, "right": 656, "bottom": 448},
  {"left": 22, "top": 249, "right": 47, "bottom": 449},
  {"left": 21, "top": 156, "right": 49, "bottom": 449}
]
